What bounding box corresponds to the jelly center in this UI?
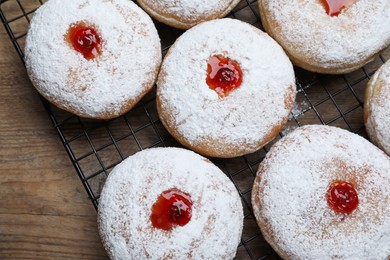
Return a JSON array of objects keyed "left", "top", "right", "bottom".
[
  {"left": 206, "top": 55, "right": 243, "bottom": 98},
  {"left": 320, "top": 0, "right": 358, "bottom": 16},
  {"left": 150, "top": 188, "right": 192, "bottom": 231},
  {"left": 326, "top": 180, "right": 359, "bottom": 214},
  {"left": 66, "top": 22, "right": 102, "bottom": 60}
]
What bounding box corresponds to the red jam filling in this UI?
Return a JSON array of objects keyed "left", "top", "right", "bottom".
[
  {"left": 150, "top": 188, "right": 192, "bottom": 231},
  {"left": 326, "top": 180, "right": 359, "bottom": 214},
  {"left": 66, "top": 22, "right": 102, "bottom": 60},
  {"left": 320, "top": 0, "right": 357, "bottom": 16},
  {"left": 206, "top": 55, "right": 243, "bottom": 98}
]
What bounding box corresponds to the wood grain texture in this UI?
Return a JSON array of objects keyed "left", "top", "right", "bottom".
[{"left": 0, "top": 22, "right": 108, "bottom": 259}]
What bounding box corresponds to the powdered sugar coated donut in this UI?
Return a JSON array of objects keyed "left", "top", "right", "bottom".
[
  {"left": 98, "top": 147, "right": 243, "bottom": 259},
  {"left": 157, "top": 19, "right": 296, "bottom": 158},
  {"left": 25, "top": 0, "right": 161, "bottom": 119},
  {"left": 365, "top": 59, "right": 390, "bottom": 156},
  {"left": 252, "top": 125, "right": 390, "bottom": 259},
  {"left": 137, "top": 0, "right": 241, "bottom": 29},
  {"left": 258, "top": 0, "right": 390, "bottom": 74}
]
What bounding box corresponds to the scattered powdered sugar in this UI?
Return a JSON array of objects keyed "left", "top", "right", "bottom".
[
  {"left": 157, "top": 18, "right": 296, "bottom": 156},
  {"left": 289, "top": 100, "right": 310, "bottom": 119},
  {"left": 260, "top": 0, "right": 390, "bottom": 70},
  {"left": 281, "top": 100, "right": 310, "bottom": 135},
  {"left": 365, "top": 59, "right": 390, "bottom": 156},
  {"left": 98, "top": 147, "right": 243, "bottom": 259},
  {"left": 280, "top": 125, "right": 297, "bottom": 136},
  {"left": 25, "top": 0, "right": 161, "bottom": 118},
  {"left": 252, "top": 125, "right": 390, "bottom": 259},
  {"left": 138, "top": 0, "right": 239, "bottom": 23}
]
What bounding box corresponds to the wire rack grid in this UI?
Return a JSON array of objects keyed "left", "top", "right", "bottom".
[{"left": 1, "top": 0, "right": 389, "bottom": 259}]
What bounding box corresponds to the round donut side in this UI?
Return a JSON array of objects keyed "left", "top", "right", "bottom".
[
  {"left": 137, "top": 0, "right": 241, "bottom": 29},
  {"left": 156, "top": 86, "right": 295, "bottom": 158},
  {"left": 156, "top": 19, "right": 296, "bottom": 158},
  {"left": 364, "top": 66, "right": 384, "bottom": 151},
  {"left": 251, "top": 166, "right": 293, "bottom": 260},
  {"left": 24, "top": 0, "right": 162, "bottom": 120},
  {"left": 251, "top": 125, "right": 390, "bottom": 258},
  {"left": 249, "top": 125, "right": 304, "bottom": 259},
  {"left": 26, "top": 59, "right": 161, "bottom": 120},
  {"left": 364, "top": 61, "right": 390, "bottom": 156},
  {"left": 97, "top": 147, "right": 244, "bottom": 259},
  {"left": 258, "top": 0, "right": 390, "bottom": 74}
]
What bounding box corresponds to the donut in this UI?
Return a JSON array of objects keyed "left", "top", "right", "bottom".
[
  {"left": 258, "top": 0, "right": 390, "bottom": 74},
  {"left": 25, "top": 0, "right": 161, "bottom": 119},
  {"left": 97, "top": 147, "right": 243, "bottom": 259},
  {"left": 251, "top": 125, "right": 390, "bottom": 259},
  {"left": 137, "top": 0, "right": 241, "bottom": 29},
  {"left": 364, "top": 59, "right": 390, "bottom": 156},
  {"left": 156, "top": 19, "right": 296, "bottom": 158}
]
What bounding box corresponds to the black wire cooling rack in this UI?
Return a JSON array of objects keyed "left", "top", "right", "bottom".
[{"left": 1, "top": 0, "right": 389, "bottom": 259}]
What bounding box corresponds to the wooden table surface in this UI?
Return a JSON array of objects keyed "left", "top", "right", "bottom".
[{"left": 0, "top": 22, "right": 108, "bottom": 259}]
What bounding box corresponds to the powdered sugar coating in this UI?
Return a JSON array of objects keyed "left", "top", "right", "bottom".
[
  {"left": 365, "top": 59, "right": 390, "bottom": 156},
  {"left": 157, "top": 19, "right": 296, "bottom": 158},
  {"left": 259, "top": 0, "right": 390, "bottom": 73},
  {"left": 137, "top": 0, "right": 240, "bottom": 29},
  {"left": 25, "top": 0, "right": 161, "bottom": 119},
  {"left": 98, "top": 147, "right": 243, "bottom": 259},
  {"left": 252, "top": 125, "right": 390, "bottom": 259}
]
